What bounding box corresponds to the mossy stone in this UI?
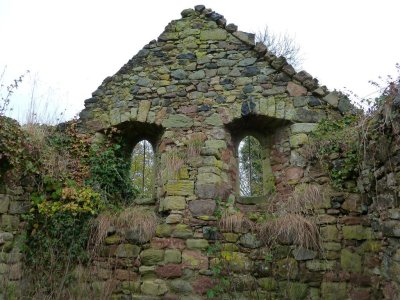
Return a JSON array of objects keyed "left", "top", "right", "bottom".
[
  {"left": 156, "top": 224, "right": 173, "bottom": 237},
  {"left": 164, "top": 249, "right": 181, "bottom": 264},
  {"left": 200, "top": 29, "right": 227, "bottom": 41},
  {"left": 341, "top": 248, "right": 362, "bottom": 272},
  {"left": 172, "top": 224, "right": 193, "bottom": 239},
  {"left": 140, "top": 249, "right": 164, "bottom": 266},
  {"left": 186, "top": 239, "right": 209, "bottom": 250},
  {"left": 321, "top": 282, "right": 347, "bottom": 300},
  {"left": 115, "top": 244, "right": 140, "bottom": 258},
  {"left": 258, "top": 277, "right": 277, "bottom": 291}
]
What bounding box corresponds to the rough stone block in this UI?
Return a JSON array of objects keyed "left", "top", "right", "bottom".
[
  {"left": 341, "top": 248, "right": 362, "bottom": 272},
  {"left": 141, "top": 279, "right": 168, "bottom": 296},
  {"left": 287, "top": 82, "right": 307, "bottom": 97},
  {"left": 0, "top": 195, "right": 10, "bottom": 213},
  {"left": 289, "top": 133, "right": 309, "bottom": 148},
  {"left": 290, "top": 123, "right": 318, "bottom": 134},
  {"left": 165, "top": 181, "right": 194, "bottom": 196},
  {"left": 172, "top": 224, "right": 193, "bottom": 239},
  {"left": 162, "top": 114, "right": 193, "bottom": 128},
  {"left": 182, "top": 250, "right": 208, "bottom": 270},
  {"left": 155, "top": 264, "right": 182, "bottom": 279},
  {"left": 115, "top": 244, "right": 140, "bottom": 258},
  {"left": 186, "top": 239, "right": 209, "bottom": 250},
  {"left": 159, "top": 196, "right": 186, "bottom": 212},
  {"left": 200, "top": 29, "right": 227, "bottom": 41},
  {"left": 164, "top": 249, "right": 182, "bottom": 264},
  {"left": 140, "top": 249, "right": 165, "bottom": 266},
  {"left": 320, "top": 225, "right": 339, "bottom": 241},
  {"left": 258, "top": 277, "right": 277, "bottom": 291},
  {"left": 321, "top": 282, "right": 347, "bottom": 300},
  {"left": 188, "top": 199, "right": 216, "bottom": 216}
]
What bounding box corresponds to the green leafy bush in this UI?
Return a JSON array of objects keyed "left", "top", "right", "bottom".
[
  {"left": 87, "top": 142, "right": 138, "bottom": 204},
  {"left": 309, "top": 115, "right": 361, "bottom": 190}
]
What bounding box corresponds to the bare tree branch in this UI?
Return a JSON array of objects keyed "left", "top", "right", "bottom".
[{"left": 256, "top": 26, "right": 303, "bottom": 69}]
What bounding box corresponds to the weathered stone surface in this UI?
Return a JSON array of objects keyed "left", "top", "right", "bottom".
[
  {"left": 151, "top": 238, "right": 185, "bottom": 250},
  {"left": 258, "top": 277, "right": 277, "bottom": 291},
  {"left": 140, "top": 249, "right": 164, "bottom": 265},
  {"left": 323, "top": 92, "right": 340, "bottom": 107},
  {"left": 188, "top": 199, "right": 216, "bottom": 216},
  {"left": 0, "top": 195, "right": 10, "bottom": 213},
  {"left": 192, "top": 276, "right": 215, "bottom": 295},
  {"left": 287, "top": 82, "right": 307, "bottom": 97},
  {"left": 164, "top": 249, "right": 182, "bottom": 264},
  {"left": 238, "top": 57, "right": 257, "bottom": 67},
  {"left": 306, "top": 260, "right": 335, "bottom": 271},
  {"left": 289, "top": 133, "right": 308, "bottom": 148},
  {"left": 186, "top": 239, "right": 209, "bottom": 250},
  {"left": 274, "top": 258, "right": 298, "bottom": 279},
  {"left": 204, "top": 113, "right": 223, "bottom": 126},
  {"left": 172, "top": 224, "right": 193, "bottom": 239},
  {"left": 341, "top": 248, "right": 362, "bottom": 272},
  {"left": 182, "top": 250, "right": 208, "bottom": 270},
  {"left": 321, "top": 282, "right": 347, "bottom": 300},
  {"left": 293, "top": 247, "right": 317, "bottom": 261},
  {"left": 165, "top": 181, "right": 194, "bottom": 196},
  {"left": 141, "top": 279, "right": 168, "bottom": 296},
  {"left": 320, "top": 225, "right": 339, "bottom": 241},
  {"left": 156, "top": 224, "right": 173, "bottom": 237},
  {"left": 233, "top": 31, "right": 255, "bottom": 45},
  {"left": 285, "top": 167, "right": 304, "bottom": 184},
  {"left": 137, "top": 100, "right": 151, "bottom": 122},
  {"left": 159, "top": 196, "right": 186, "bottom": 211},
  {"left": 342, "top": 225, "right": 373, "bottom": 240},
  {"left": 168, "top": 278, "right": 193, "bottom": 293},
  {"left": 290, "top": 123, "right": 318, "bottom": 134},
  {"left": 155, "top": 264, "right": 182, "bottom": 278},
  {"left": 115, "top": 244, "right": 141, "bottom": 258},
  {"left": 239, "top": 233, "right": 261, "bottom": 248},
  {"left": 200, "top": 29, "right": 227, "bottom": 41},
  {"left": 162, "top": 115, "right": 194, "bottom": 128}
]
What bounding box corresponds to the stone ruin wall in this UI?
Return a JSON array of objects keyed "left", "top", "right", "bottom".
[{"left": 1, "top": 5, "right": 400, "bottom": 299}]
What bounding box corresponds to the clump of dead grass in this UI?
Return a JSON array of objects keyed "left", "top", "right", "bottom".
[
  {"left": 89, "top": 205, "right": 159, "bottom": 253},
  {"left": 219, "top": 209, "right": 254, "bottom": 233},
  {"left": 256, "top": 184, "right": 323, "bottom": 251}
]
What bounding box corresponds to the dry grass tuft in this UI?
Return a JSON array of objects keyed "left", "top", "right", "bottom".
[
  {"left": 163, "top": 149, "right": 186, "bottom": 180},
  {"left": 114, "top": 205, "right": 159, "bottom": 243},
  {"left": 219, "top": 209, "right": 254, "bottom": 233},
  {"left": 257, "top": 213, "right": 320, "bottom": 250},
  {"left": 256, "top": 184, "right": 323, "bottom": 251},
  {"left": 89, "top": 205, "right": 159, "bottom": 252}
]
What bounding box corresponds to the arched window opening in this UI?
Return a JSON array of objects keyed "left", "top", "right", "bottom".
[
  {"left": 131, "top": 140, "right": 155, "bottom": 198},
  {"left": 239, "top": 136, "right": 263, "bottom": 196}
]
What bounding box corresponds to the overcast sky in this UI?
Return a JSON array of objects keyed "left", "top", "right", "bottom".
[{"left": 0, "top": 0, "right": 399, "bottom": 123}]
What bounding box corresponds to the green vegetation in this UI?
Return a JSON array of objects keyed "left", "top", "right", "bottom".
[{"left": 308, "top": 114, "right": 360, "bottom": 190}]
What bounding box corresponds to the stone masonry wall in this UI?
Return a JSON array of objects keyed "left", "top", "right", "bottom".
[
  {"left": 0, "top": 181, "right": 30, "bottom": 299},
  {"left": 74, "top": 5, "right": 392, "bottom": 300}
]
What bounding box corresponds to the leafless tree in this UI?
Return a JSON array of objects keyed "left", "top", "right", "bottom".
[{"left": 256, "top": 26, "right": 302, "bottom": 69}]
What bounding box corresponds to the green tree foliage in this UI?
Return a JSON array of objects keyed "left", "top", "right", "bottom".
[
  {"left": 131, "top": 140, "right": 154, "bottom": 198},
  {"left": 239, "top": 136, "right": 263, "bottom": 196}
]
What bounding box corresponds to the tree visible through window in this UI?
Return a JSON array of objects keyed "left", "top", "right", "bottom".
[
  {"left": 239, "top": 136, "right": 263, "bottom": 196},
  {"left": 131, "top": 140, "right": 154, "bottom": 198}
]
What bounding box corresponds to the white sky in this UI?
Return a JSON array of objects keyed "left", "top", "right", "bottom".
[{"left": 0, "top": 0, "right": 399, "bottom": 123}]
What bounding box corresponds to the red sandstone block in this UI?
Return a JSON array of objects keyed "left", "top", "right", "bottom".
[
  {"left": 151, "top": 238, "right": 186, "bottom": 250},
  {"left": 192, "top": 276, "right": 215, "bottom": 295},
  {"left": 156, "top": 264, "right": 182, "bottom": 278}
]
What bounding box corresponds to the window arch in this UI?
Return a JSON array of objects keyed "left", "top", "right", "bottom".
[
  {"left": 237, "top": 134, "right": 275, "bottom": 198},
  {"left": 239, "top": 136, "right": 264, "bottom": 196},
  {"left": 131, "top": 140, "right": 155, "bottom": 198}
]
